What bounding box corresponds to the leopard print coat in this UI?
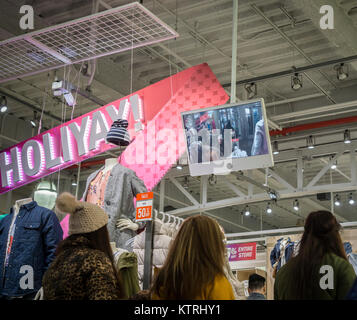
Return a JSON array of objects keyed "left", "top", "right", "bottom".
[{"left": 42, "top": 235, "right": 121, "bottom": 300}]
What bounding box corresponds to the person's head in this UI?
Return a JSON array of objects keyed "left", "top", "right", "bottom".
[
  {"left": 55, "top": 192, "right": 124, "bottom": 297},
  {"left": 150, "top": 215, "right": 226, "bottom": 299},
  {"left": 289, "top": 210, "right": 346, "bottom": 299},
  {"left": 248, "top": 274, "right": 266, "bottom": 295}
]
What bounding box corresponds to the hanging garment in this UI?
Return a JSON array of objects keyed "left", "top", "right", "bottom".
[
  {"left": 270, "top": 237, "right": 295, "bottom": 273},
  {"left": 0, "top": 201, "right": 63, "bottom": 297},
  {"left": 82, "top": 163, "right": 147, "bottom": 251},
  {"left": 344, "top": 242, "right": 357, "bottom": 275},
  {"left": 115, "top": 252, "right": 140, "bottom": 299},
  {"left": 133, "top": 219, "right": 173, "bottom": 287}
]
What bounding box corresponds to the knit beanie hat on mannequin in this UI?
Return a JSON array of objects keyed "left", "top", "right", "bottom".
[{"left": 55, "top": 192, "right": 108, "bottom": 235}]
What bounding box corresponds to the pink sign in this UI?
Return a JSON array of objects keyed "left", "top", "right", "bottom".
[
  {"left": 0, "top": 63, "right": 228, "bottom": 195},
  {"left": 227, "top": 242, "right": 257, "bottom": 261}
]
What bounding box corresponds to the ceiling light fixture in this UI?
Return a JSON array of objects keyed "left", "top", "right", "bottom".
[
  {"left": 291, "top": 73, "right": 302, "bottom": 91},
  {"left": 349, "top": 193, "right": 355, "bottom": 205},
  {"left": 266, "top": 202, "right": 272, "bottom": 214},
  {"left": 307, "top": 135, "right": 315, "bottom": 149},
  {"left": 344, "top": 129, "right": 351, "bottom": 144},
  {"left": 272, "top": 141, "right": 279, "bottom": 155},
  {"left": 334, "top": 194, "right": 341, "bottom": 207},
  {"left": 244, "top": 82, "right": 257, "bottom": 100},
  {"left": 0, "top": 96, "right": 8, "bottom": 113},
  {"left": 176, "top": 165, "right": 183, "bottom": 170},
  {"left": 183, "top": 176, "right": 189, "bottom": 189},
  {"left": 330, "top": 156, "right": 337, "bottom": 170},
  {"left": 335, "top": 63, "right": 349, "bottom": 81},
  {"left": 268, "top": 189, "right": 278, "bottom": 201},
  {"left": 293, "top": 199, "right": 299, "bottom": 211},
  {"left": 244, "top": 205, "right": 250, "bottom": 216}
]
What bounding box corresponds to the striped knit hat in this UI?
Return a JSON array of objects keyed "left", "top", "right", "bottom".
[{"left": 106, "top": 119, "right": 130, "bottom": 146}]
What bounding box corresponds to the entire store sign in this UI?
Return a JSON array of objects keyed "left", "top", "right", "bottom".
[
  {"left": 227, "top": 242, "right": 257, "bottom": 261},
  {"left": 135, "top": 192, "right": 154, "bottom": 222},
  {"left": 0, "top": 63, "right": 228, "bottom": 194}
]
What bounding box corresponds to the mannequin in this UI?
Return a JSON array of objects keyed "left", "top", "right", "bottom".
[
  {"left": 0, "top": 197, "right": 63, "bottom": 298},
  {"left": 13, "top": 198, "right": 33, "bottom": 214},
  {"left": 82, "top": 158, "right": 147, "bottom": 250},
  {"left": 102, "top": 158, "right": 118, "bottom": 174}
]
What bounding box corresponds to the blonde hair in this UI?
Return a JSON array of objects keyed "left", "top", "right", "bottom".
[{"left": 150, "top": 215, "right": 226, "bottom": 299}]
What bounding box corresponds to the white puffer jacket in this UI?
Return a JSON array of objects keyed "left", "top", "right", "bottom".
[{"left": 133, "top": 219, "right": 177, "bottom": 287}]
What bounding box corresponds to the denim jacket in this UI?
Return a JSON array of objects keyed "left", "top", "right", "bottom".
[
  {"left": 270, "top": 237, "right": 295, "bottom": 272},
  {"left": 0, "top": 201, "right": 63, "bottom": 297}
]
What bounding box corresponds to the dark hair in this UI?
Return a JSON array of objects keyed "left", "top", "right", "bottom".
[
  {"left": 56, "top": 225, "right": 125, "bottom": 298},
  {"left": 287, "top": 211, "right": 347, "bottom": 299},
  {"left": 248, "top": 274, "right": 265, "bottom": 291},
  {"left": 150, "top": 215, "right": 226, "bottom": 299}
]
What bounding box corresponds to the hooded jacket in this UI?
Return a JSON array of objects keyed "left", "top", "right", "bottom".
[
  {"left": 42, "top": 235, "right": 121, "bottom": 300},
  {"left": 82, "top": 163, "right": 147, "bottom": 251}
]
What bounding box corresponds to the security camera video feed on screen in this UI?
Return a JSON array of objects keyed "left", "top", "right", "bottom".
[{"left": 182, "top": 100, "right": 269, "bottom": 165}]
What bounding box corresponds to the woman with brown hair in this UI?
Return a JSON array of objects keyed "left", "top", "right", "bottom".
[
  {"left": 150, "top": 215, "right": 235, "bottom": 300},
  {"left": 42, "top": 193, "right": 124, "bottom": 300},
  {"left": 274, "top": 210, "right": 356, "bottom": 300}
]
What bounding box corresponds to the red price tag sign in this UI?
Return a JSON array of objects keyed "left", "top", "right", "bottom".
[{"left": 135, "top": 192, "right": 154, "bottom": 222}]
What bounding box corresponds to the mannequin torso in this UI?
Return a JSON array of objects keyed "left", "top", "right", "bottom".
[{"left": 102, "top": 158, "right": 118, "bottom": 174}]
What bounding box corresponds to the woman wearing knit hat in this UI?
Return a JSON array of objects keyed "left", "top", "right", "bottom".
[{"left": 42, "top": 193, "right": 124, "bottom": 300}]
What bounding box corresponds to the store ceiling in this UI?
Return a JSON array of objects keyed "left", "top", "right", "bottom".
[{"left": 0, "top": 0, "right": 357, "bottom": 233}]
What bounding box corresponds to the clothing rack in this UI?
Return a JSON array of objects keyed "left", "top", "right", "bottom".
[
  {"left": 153, "top": 210, "right": 184, "bottom": 227},
  {"left": 142, "top": 210, "right": 184, "bottom": 290}
]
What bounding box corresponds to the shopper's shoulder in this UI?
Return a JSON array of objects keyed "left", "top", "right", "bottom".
[
  {"left": 83, "top": 248, "right": 111, "bottom": 266},
  {"left": 324, "top": 252, "right": 353, "bottom": 270}
]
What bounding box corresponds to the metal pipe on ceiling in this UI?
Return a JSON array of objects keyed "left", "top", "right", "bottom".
[
  {"left": 230, "top": 0, "right": 238, "bottom": 103},
  {"left": 250, "top": 4, "right": 337, "bottom": 90},
  {"left": 222, "top": 54, "right": 357, "bottom": 88},
  {"left": 270, "top": 115, "right": 357, "bottom": 136}
]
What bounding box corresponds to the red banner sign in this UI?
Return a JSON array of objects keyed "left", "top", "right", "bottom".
[{"left": 227, "top": 242, "right": 257, "bottom": 261}]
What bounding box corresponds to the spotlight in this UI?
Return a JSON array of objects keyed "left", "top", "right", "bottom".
[
  {"left": 30, "top": 120, "right": 37, "bottom": 127},
  {"left": 244, "top": 205, "right": 250, "bottom": 216},
  {"left": 72, "top": 182, "right": 77, "bottom": 186},
  {"left": 293, "top": 199, "right": 299, "bottom": 211},
  {"left": 291, "top": 73, "right": 303, "bottom": 91},
  {"left": 266, "top": 203, "right": 272, "bottom": 214},
  {"left": 268, "top": 189, "right": 278, "bottom": 200},
  {"left": 330, "top": 156, "right": 337, "bottom": 170},
  {"left": 334, "top": 63, "right": 348, "bottom": 81},
  {"left": 344, "top": 129, "right": 351, "bottom": 144},
  {"left": 0, "top": 96, "right": 7, "bottom": 113},
  {"left": 208, "top": 174, "right": 217, "bottom": 185},
  {"left": 244, "top": 82, "right": 257, "bottom": 100},
  {"left": 334, "top": 194, "right": 341, "bottom": 206},
  {"left": 307, "top": 135, "right": 315, "bottom": 149},
  {"left": 349, "top": 193, "right": 355, "bottom": 205},
  {"left": 176, "top": 165, "right": 183, "bottom": 170},
  {"left": 272, "top": 141, "right": 279, "bottom": 155},
  {"left": 183, "top": 176, "right": 189, "bottom": 189}
]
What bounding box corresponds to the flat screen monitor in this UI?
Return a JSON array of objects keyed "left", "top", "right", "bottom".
[{"left": 181, "top": 98, "right": 274, "bottom": 176}]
